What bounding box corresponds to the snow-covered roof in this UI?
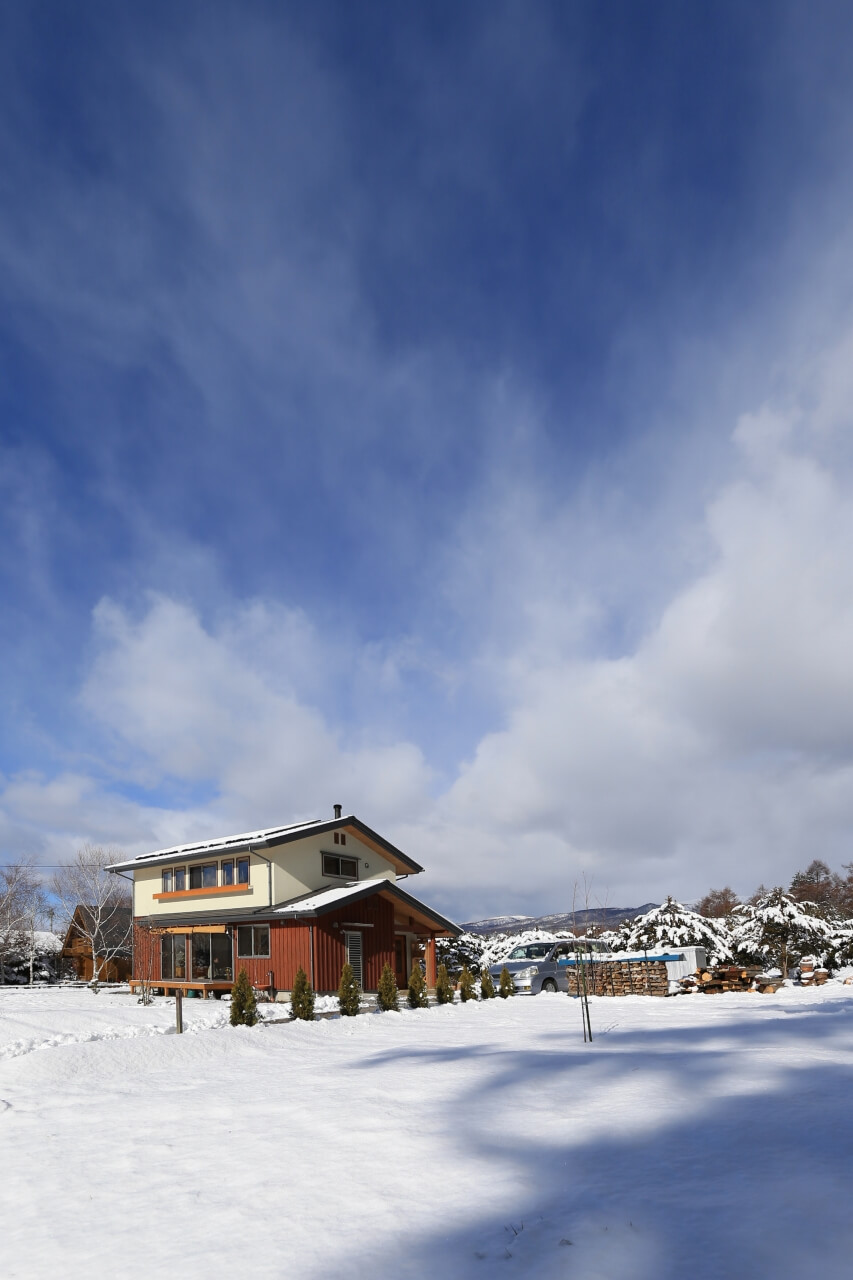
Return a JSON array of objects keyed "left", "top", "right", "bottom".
[
  {"left": 273, "top": 882, "right": 368, "bottom": 915},
  {"left": 108, "top": 814, "right": 424, "bottom": 876},
  {"left": 271, "top": 878, "right": 461, "bottom": 935},
  {"left": 108, "top": 818, "right": 326, "bottom": 870}
]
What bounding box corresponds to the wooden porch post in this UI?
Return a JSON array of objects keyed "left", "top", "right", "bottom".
[{"left": 425, "top": 935, "right": 437, "bottom": 988}]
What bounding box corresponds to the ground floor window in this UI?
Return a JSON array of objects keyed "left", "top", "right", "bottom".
[
  {"left": 237, "top": 925, "right": 270, "bottom": 958},
  {"left": 191, "top": 932, "right": 233, "bottom": 980},
  {"left": 161, "top": 933, "right": 187, "bottom": 980}
]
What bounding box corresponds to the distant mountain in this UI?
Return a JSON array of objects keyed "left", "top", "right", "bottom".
[{"left": 461, "top": 904, "right": 657, "bottom": 935}]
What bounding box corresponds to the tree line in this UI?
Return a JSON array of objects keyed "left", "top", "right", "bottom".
[{"left": 0, "top": 845, "right": 131, "bottom": 984}]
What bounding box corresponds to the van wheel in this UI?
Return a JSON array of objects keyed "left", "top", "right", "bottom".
[{"left": 541, "top": 979, "right": 557, "bottom": 993}]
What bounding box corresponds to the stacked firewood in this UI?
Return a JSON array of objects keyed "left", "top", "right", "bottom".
[
  {"left": 797, "top": 956, "right": 829, "bottom": 986},
  {"left": 678, "top": 964, "right": 775, "bottom": 994},
  {"left": 564, "top": 959, "right": 670, "bottom": 997}
]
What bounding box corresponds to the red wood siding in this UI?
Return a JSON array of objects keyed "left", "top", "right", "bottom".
[
  {"left": 133, "top": 920, "right": 162, "bottom": 982},
  {"left": 236, "top": 922, "right": 309, "bottom": 990},
  {"left": 312, "top": 895, "right": 395, "bottom": 991},
  {"left": 132, "top": 894, "right": 395, "bottom": 992}
]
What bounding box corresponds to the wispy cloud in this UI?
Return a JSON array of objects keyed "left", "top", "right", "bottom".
[{"left": 3, "top": 6, "right": 853, "bottom": 916}]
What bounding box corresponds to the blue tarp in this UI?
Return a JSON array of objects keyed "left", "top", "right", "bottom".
[{"left": 556, "top": 953, "right": 683, "bottom": 966}]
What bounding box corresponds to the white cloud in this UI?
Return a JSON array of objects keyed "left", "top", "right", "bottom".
[
  {"left": 7, "top": 331, "right": 853, "bottom": 919},
  {"left": 78, "top": 594, "right": 434, "bottom": 830}
]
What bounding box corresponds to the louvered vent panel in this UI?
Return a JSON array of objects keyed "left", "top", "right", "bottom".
[{"left": 345, "top": 931, "right": 363, "bottom": 988}]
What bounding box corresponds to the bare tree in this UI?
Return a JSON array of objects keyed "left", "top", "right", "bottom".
[
  {"left": 133, "top": 915, "right": 162, "bottom": 1005},
  {"left": 694, "top": 886, "right": 741, "bottom": 919},
  {"left": 52, "top": 845, "right": 132, "bottom": 984},
  {"left": 0, "top": 861, "right": 42, "bottom": 984}
]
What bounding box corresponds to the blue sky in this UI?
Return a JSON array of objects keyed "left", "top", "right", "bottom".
[{"left": 3, "top": 2, "right": 853, "bottom": 920}]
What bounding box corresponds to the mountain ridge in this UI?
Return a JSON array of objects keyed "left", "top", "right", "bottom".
[{"left": 461, "top": 904, "right": 657, "bottom": 935}]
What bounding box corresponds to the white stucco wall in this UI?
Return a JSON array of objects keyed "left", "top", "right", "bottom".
[{"left": 131, "top": 829, "right": 397, "bottom": 917}]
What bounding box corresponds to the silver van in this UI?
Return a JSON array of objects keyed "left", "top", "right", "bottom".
[{"left": 487, "top": 941, "right": 576, "bottom": 994}]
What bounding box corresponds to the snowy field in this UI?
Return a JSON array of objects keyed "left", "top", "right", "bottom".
[{"left": 1, "top": 982, "right": 852, "bottom": 1280}]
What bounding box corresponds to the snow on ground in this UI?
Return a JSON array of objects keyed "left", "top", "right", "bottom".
[{"left": 1, "top": 982, "right": 852, "bottom": 1279}]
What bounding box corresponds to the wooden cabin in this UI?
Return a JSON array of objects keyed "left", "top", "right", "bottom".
[
  {"left": 61, "top": 905, "right": 133, "bottom": 982},
  {"left": 110, "top": 807, "right": 460, "bottom": 998}
]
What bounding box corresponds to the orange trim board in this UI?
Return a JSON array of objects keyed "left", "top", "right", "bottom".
[{"left": 153, "top": 885, "right": 253, "bottom": 901}]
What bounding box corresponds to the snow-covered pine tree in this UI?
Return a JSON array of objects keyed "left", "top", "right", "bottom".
[
  {"left": 338, "top": 962, "right": 360, "bottom": 1016},
  {"left": 436, "top": 932, "right": 483, "bottom": 977},
  {"left": 377, "top": 963, "right": 399, "bottom": 1011},
  {"left": 290, "top": 966, "right": 315, "bottom": 1021},
  {"left": 407, "top": 961, "right": 428, "bottom": 1009},
  {"left": 230, "top": 967, "right": 259, "bottom": 1026},
  {"left": 498, "top": 966, "right": 515, "bottom": 998},
  {"left": 458, "top": 965, "right": 477, "bottom": 1002},
  {"left": 823, "top": 920, "right": 853, "bottom": 971},
  {"left": 435, "top": 963, "right": 454, "bottom": 1005},
  {"left": 620, "top": 897, "right": 733, "bottom": 965},
  {"left": 732, "top": 889, "right": 833, "bottom": 979}
]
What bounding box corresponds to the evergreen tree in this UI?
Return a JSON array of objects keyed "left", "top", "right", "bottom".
[
  {"left": 732, "top": 889, "right": 832, "bottom": 979},
  {"left": 458, "top": 965, "right": 477, "bottom": 1002},
  {"left": 621, "top": 896, "right": 733, "bottom": 965},
  {"left": 230, "top": 966, "right": 259, "bottom": 1027},
  {"left": 407, "top": 961, "right": 428, "bottom": 1009},
  {"left": 435, "top": 962, "right": 454, "bottom": 1005},
  {"left": 498, "top": 966, "right": 515, "bottom": 998},
  {"left": 377, "top": 962, "right": 399, "bottom": 1011},
  {"left": 788, "top": 860, "right": 843, "bottom": 915},
  {"left": 479, "top": 967, "right": 496, "bottom": 999},
  {"left": 290, "top": 966, "right": 315, "bottom": 1021},
  {"left": 338, "top": 962, "right": 360, "bottom": 1016}
]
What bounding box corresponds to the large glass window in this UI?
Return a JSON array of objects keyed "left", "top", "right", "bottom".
[
  {"left": 161, "top": 934, "right": 187, "bottom": 979},
  {"left": 221, "top": 859, "right": 234, "bottom": 885},
  {"left": 237, "top": 857, "right": 250, "bottom": 884},
  {"left": 174, "top": 867, "right": 186, "bottom": 891},
  {"left": 237, "top": 925, "right": 270, "bottom": 957},
  {"left": 190, "top": 932, "right": 233, "bottom": 980},
  {"left": 162, "top": 869, "right": 173, "bottom": 893}
]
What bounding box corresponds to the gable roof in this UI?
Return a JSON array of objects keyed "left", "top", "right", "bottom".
[
  {"left": 63, "top": 905, "right": 133, "bottom": 956},
  {"left": 131, "top": 879, "right": 460, "bottom": 937},
  {"left": 272, "top": 879, "right": 461, "bottom": 936},
  {"left": 108, "top": 815, "right": 423, "bottom": 877}
]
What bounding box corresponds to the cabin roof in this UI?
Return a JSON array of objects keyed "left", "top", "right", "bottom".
[{"left": 62, "top": 905, "right": 133, "bottom": 956}]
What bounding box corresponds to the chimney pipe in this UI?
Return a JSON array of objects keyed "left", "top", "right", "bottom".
[{"left": 333, "top": 803, "right": 342, "bottom": 820}]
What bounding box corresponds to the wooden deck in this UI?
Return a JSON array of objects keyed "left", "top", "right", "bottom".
[{"left": 129, "top": 979, "right": 234, "bottom": 999}]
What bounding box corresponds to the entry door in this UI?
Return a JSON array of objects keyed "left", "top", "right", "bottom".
[{"left": 344, "top": 931, "right": 363, "bottom": 989}]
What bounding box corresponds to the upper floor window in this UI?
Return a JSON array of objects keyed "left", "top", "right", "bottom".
[
  {"left": 190, "top": 863, "right": 218, "bottom": 890},
  {"left": 323, "top": 852, "right": 358, "bottom": 879},
  {"left": 157, "top": 858, "right": 250, "bottom": 894}
]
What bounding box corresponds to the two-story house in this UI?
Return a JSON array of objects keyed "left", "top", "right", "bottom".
[{"left": 109, "top": 805, "right": 460, "bottom": 997}]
